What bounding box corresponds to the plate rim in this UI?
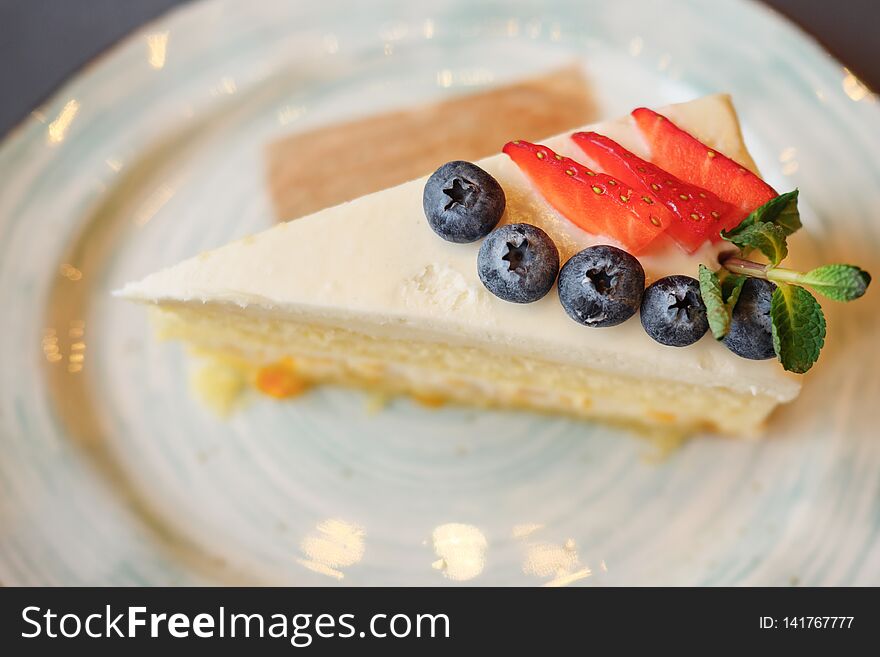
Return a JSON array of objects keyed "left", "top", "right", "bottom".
[{"left": 1, "top": 0, "right": 879, "bottom": 152}]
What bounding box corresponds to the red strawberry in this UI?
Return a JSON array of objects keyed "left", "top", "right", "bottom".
[
  {"left": 502, "top": 140, "right": 673, "bottom": 254},
  {"left": 632, "top": 108, "right": 777, "bottom": 216},
  {"left": 571, "top": 131, "right": 738, "bottom": 253}
]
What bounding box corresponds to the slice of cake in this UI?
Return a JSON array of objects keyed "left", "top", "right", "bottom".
[
  {"left": 266, "top": 65, "right": 597, "bottom": 220},
  {"left": 119, "top": 94, "right": 805, "bottom": 435}
]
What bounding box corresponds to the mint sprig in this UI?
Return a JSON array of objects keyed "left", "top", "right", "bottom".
[
  {"left": 698, "top": 265, "right": 727, "bottom": 339},
  {"left": 796, "top": 264, "right": 871, "bottom": 302},
  {"left": 721, "top": 189, "right": 799, "bottom": 265},
  {"left": 721, "top": 274, "right": 747, "bottom": 309},
  {"left": 770, "top": 284, "right": 826, "bottom": 374},
  {"left": 722, "top": 189, "right": 801, "bottom": 239},
  {"left": 723, "top": 222, "right": 788, "bottom": 265},
  {"left": 698, "top": 265, "right": 745, "bottom": 339},
  {"left": 699, "top": 190, "right": 870, "bottom": 373},
  {"left": 721, "top": 259, "right": 871, "bottom": 304}
]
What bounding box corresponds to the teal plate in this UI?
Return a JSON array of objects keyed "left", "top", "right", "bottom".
[{"left": 1, "top": 0, "right": 879, "bottom": 585}]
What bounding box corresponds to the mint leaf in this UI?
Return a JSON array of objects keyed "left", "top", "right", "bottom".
[
  {"left": 721, "top": 274, "right": 747, "bottom": 308},
  {"left": 770, "top": 283, "right": 826, "bottom": 373},
  {"left": 698, "top": 265, "right": 729, "bottom": 339},
  {"left": 798, "top": 264, "right": 871, "bottom": 302},
  {"left": 698, "top": 267, "right": 748, "bottom": 340},
  {"left": 722, "top": 222, "right": 788, "bottom": 265},
  {"left": 724, "top": 189, "right": 801, "bottom": 239},
  {"left": 762, "top": 190, "right": 801, "bottom": 236}
]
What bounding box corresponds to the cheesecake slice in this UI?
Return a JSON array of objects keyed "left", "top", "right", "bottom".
[
  {"left": 266, "top": 65, "right": 596, "bottom": 220},
  {"left": 119, "top": 94, "right": 801, "bottom": 435}
]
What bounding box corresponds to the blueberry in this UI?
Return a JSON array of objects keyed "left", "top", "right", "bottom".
[
  {"left": 640, "top": 275, "right": 709, "bottom": 347},
  {"left": 478, "top": 223, "right": 559, "bottom": 303},
  {"left": 723, "top": 278, "right": 776, "bottom": 360},
  {"left": 557, "top": 245, "right": 645, "bottom": 327},
  {"left": 423, "top": 161, "right": 506, "bottom": 243}
]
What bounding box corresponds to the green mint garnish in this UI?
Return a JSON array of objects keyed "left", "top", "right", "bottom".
[
  {"left": 795, "top": 264, "right": 871, "bottom": 302},
  {"left": 722, "top": 221, "right": 788, "bottom": 266},
  {"left": 723, "top": 258, "right": 872, "bottom": 304},
  {"left": 770, "top": 283, "right": 826, "bottom": 373},
  {"left": 698, "top": 266, "right": 746, "bottom": 339},
  {"left": 707, "top": 190, "right": 870, "bottom": 374},
  {"left": 723, "top": 189, "right": 801, "bottom": 239},
  {"left": 698, "top": 265, "right": 728, "bottom": 339},
  {"left": 721, "top": 190, "right": 799, "bottom": 265},
  {"left": 721, "top": 273, "right": 747, "bottom": 309}
]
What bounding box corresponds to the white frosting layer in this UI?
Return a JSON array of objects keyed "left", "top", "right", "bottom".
[{"left": 119, "top": 94, "right": 801, "bottom": 401}]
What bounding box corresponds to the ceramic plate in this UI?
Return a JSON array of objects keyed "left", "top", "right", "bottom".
[{"left": 1, "top": 0, "right": 879, "bottom": 585}]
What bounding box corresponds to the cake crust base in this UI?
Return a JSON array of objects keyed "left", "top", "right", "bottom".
[{"left": 154, "top": 304, "right": 781, "bottom": 437}]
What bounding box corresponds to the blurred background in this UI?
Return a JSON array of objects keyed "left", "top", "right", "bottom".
[{"left": 1, "top": 0, "right": 878, "bottom": 137}]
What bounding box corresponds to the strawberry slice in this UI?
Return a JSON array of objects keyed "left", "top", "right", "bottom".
[
  {"left": 503, "top": 140, "right": 673, "bottom": 254},
  {"left": 571, "top": 131, "right": 739, "bottom": 252},
  {"left": 632, "top": 108, "right": 777, "bottom": 215}
]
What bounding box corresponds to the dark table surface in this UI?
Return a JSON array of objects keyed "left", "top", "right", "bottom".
[{"left": 0, "top": 0, "right": 878, "bottom": 138}]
